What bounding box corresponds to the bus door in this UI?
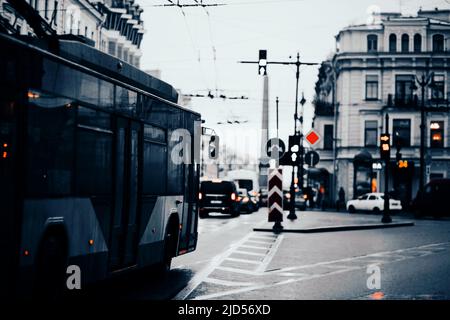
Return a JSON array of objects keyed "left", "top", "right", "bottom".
[
  {"left": 182, "top": 160, "right": 200, "bottom": 253},
  {"left": 110, "top": 118, "right": 141, "bottom": 270},
  {"left": 179, "top": 119, "right": 200, "bottom": 253}
]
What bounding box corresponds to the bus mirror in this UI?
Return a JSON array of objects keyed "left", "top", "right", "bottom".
[{"left": 209, "top": 135, "right": 219, "bottom": 159}]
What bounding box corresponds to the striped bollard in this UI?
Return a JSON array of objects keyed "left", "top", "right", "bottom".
[{"left": 268, "top": 168, "right": 283, "bottom": 232}]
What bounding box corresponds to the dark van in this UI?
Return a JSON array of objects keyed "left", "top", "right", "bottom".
[
  {"left": 412, "top": 179, "right": 450, "bottom": 217},
  {"left": 199, "top": 180, "right": 240, "bottom": 218}
]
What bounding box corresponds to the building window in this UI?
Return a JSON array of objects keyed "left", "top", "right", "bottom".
[
  {"left": 401, "top": 34, "right": 409, "bottom": 52},
  {"left": 433, "top": 34, "right": 444, "bottom": 52},
  {"left": 129, "top": 54, "right": 135, "bottom": 66},
  {"left": 365, "top": 75, "right": 378, "bottom": 100},
  {"left": 323, "top": 124, "right": 333, "bottom": 150},
  {"left": 389, "top": 34, "right": 397, "bottom": 52},
  {"left": 393, "top": 119, "right": 411, "bottom": 147},
  {"left": 395, "top": 75, "right": 415, "bottom": 105},
  {"left": 364, "top": 120, "right": 378, "bottom": 147},
  {"left": 414, "top": 34, "right": 422, "bottom": 52},
  {"left": 367, "top": 34, "right": 378, "bottom": 52},
  {"left": 431, "top": 74, "right": 445, "bottom": 101},
  {"left": 430, "top": 121, "right": 444, "bottom": 148},
  {"left": 117, "top": 44, "right": 123, "bottom": 60},
  {"left": 108, "top": 41, "right": 116, "bottom": 56},
  {"left": 135, "top": 56, "right": 140, "bottom": 69},
  {"left": 85, "top": 26, "right": 88, "bottom": 37}
]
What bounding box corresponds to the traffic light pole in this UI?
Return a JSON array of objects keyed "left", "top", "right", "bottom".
[
  {"left": 239, "top": 52, "right": 318, "bottom": 220},
  {"left": 382, "top": 114, "right": 392, "bottom": 224},
  {"left": 288, "top": 53, "right": 302, "bottom": 220}
]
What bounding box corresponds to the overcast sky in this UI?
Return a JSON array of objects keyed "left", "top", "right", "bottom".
[{"left": 136, "top": 0, "right": 449, "bottom": 165}]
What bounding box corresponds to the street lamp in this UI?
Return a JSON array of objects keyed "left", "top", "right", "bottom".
[{"left": 414, "top": 71, "right": 434, "bottom": 204}]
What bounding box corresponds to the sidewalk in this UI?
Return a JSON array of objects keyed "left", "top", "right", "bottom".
[{"left": 254, "top": 210, "right": 415, "bottom": 233}]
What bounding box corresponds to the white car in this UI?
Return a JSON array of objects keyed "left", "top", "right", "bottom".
[{"left": 346, "top": 193, "right": 402, "bottom": 213}]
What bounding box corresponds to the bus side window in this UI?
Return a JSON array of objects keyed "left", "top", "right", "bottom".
[
  {"left": 26, "top": 92, "right": 75, "bottom": 196},
  {"left": 76, "top": 107, "right": 113, "bottom": 195}
]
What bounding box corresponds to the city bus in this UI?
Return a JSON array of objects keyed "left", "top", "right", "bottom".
[{"left": 0, "top": 26, "right": 201, "bottom": 297}]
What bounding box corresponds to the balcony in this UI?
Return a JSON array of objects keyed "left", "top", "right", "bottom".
[
  {"left": 386, "top": 94, "right": 419, "bottom": 108},
  {"left": 386, "top": 94, "right": 450, "bottom": 111},
  {"left": 313, "top": 100, "right": 335, "bottom": 116}
]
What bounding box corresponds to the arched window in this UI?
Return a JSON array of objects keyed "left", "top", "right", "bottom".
[
  {"left": 414, "top": 34, "right": 422, "bottom": 52},
  {"left": 367, "top": 34, "right": 378, "bottom": 52},
  {"left": 401, "top": 34, "right": 409, "bottom": 52},
  {"left": 389, "top": 34, "right": 397, "bottom": 52},
  {"left": 433, "top": 34, "right": 444, "bottom": 52}
]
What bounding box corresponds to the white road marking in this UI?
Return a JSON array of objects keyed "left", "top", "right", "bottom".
[
  {"left": 173, "top": 232, "right": 255, "bottom": 300},
  {"left": 246, "top": 240, "right": 275, "bottom": 245},
  {"left": 256, "top": 234, "right": 284, "bottom": 273},
  {"left": 234, "top": 250, "right": 267, "bottom": 257},
  {"left": 191, "top": 241, "right": 450, "bottom": 300},
  {"left": 215, "top": 266, "right": 262, "bottom": 275},
  {"left": 225, "top": 257, "right": 262, "bottom": 265},
  {"left": 250, "top": 236, "right": 278, "bottom": 241},
  {"left": 267, "top": 242, "right": 450, "bottom": 275},
  {"left": 204, "top": 277, "right": 256, "bottom": 287},
  {"left": 240, "top": 244, "right": 271, "bottom": 250},
  {"left": 193, "top": 267, "right": 362, "bottom": 300}
]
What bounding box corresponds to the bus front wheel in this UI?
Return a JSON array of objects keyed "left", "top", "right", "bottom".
[{"left": 33, "top": 232, "right": 68, "bottom": 300}]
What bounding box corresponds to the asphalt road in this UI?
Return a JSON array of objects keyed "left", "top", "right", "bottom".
[{"left": 83, "top": 209, "right": 450, "bottom": 300}]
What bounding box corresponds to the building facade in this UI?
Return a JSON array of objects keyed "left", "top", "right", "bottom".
[
  {"left": 0, "top": 0, "right": 144, "bottom": 67},
  {"left": 313, "top": 9, "right": 450, "bottom": 207}
]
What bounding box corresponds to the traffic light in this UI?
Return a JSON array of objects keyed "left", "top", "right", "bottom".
[
  {"left": 380, "top": 133, "right": 390, "bottom": 161},
  {"left": 280, "top": 135, "right": 301, "bottom": 166},
  {"left": 208, "top": 135, "right": 219, "bottom": 159},
  {"left": 258, "top": 50, "right": 267, "bottom": 76}
]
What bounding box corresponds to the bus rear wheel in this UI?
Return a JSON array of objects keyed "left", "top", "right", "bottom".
[{"left": 158, "top": 219, "right": 178, "bottom": 274}]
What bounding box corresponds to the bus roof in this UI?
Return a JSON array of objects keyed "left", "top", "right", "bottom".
[
  {"left": 58, "top": 40, "right": 179, "bottom": 103},
  {"left": 59, "top": 39, "right": 201, "bottom": 117},
  {"left": 0, "top": 32, "right": 201, "bottom": 118}
]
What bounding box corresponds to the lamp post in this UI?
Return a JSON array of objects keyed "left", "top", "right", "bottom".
[{"left": 415, "top": 72, "right": 434, "bottom": 202}]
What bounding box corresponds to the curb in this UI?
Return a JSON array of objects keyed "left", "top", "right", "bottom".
[{"left": 253, "top": 221, "right": 415, "bottom": 233}]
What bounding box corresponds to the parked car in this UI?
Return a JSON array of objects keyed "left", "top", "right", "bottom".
[
  {"left": 199, "top": 180, "right": 240, "bottom": 218},
  {"left": 346, "top": 193, "right": 402, "bottom": 213},
  {"left": 237, "top": 188, "right": 257, "bottom": 214},
  {"left": 412, "top": 179, "right": 450, "bottom": 218},
  {"left": 295, "top": 189, "right": 307, "bottom": 211}
]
